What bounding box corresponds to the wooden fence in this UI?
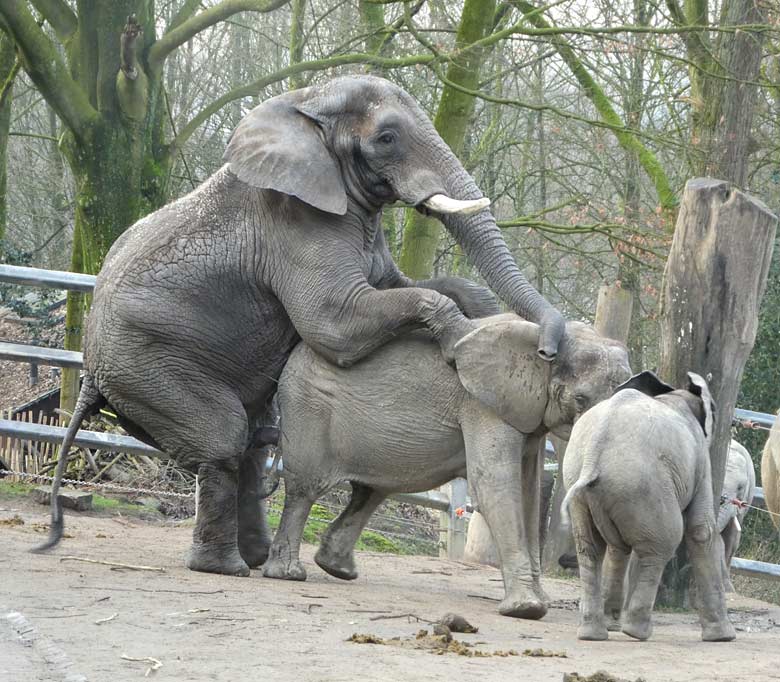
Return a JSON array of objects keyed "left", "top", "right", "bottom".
[{"left": 0, "top": 409, "right": 63, "bottom": 481}]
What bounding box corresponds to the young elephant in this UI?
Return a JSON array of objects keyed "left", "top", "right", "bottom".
[
  {"left": 263, "top": 315, "right": 630, "bottom": 621},
  {"left": 718, "top": 440, "right": 756, "bottom": 590},
  {"left": 562, "top": 371, "right": 736, "bottom": 642}
]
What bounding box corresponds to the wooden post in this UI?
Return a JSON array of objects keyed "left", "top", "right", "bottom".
[
  {"left": 659, "top": 178, "right": 777, "bottom": 603},
  {"left": 542, "top": 282, "right": 634, "bottom": 571},
  {"left": 594, "top": 283, "right": 633, "bottom": 345}
]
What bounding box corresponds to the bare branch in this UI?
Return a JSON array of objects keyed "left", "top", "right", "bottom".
[
  {"left": 30, "top": 0, "right": 77, "bottom": 42},
  {"left": 0, "top": 1, "right": 96, "bottom": 138},
  {"left": 169, "top": 51, "right": 434, "bottom": 155},
  {"left": 166, "top": 0, "right": 202, "bottom": 33},
  {"left": 148, "top": 0, "right": 291, "bottom": 72}
]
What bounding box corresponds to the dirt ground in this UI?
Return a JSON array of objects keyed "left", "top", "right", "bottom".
[{"left": 2, "top": 495, "right": 779, "bottom": 682}]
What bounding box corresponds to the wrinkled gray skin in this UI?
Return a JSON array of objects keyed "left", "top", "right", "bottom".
[
  {"left": 562, "top": 371, "right": 736, "bottom": 642},
  {"left": 718, "top": 440, "right": 756, "bottom": 591},
  {"left": 264, "top": 316, "right": 630, "bottom": 620},
  {"left": 34, "top": 76, "right": 565, "bottom": 575},
  {"left": 554, "top": 438, "right": 754, "bottom": 581}
]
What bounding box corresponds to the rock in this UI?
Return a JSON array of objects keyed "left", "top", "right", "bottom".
[
  {"left": 439, "top": 613, "right": 478, "bottom": 633},
  {"left": 432, "top": 624, "right": 452, "bottom": 641},
  {"left": 32, "top": 486, "right": 93, "bottom": 512}
]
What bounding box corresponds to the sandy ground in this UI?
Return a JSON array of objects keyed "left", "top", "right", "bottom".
[{"left": 2, "top": 495, "right": 779, "bottom": 682}]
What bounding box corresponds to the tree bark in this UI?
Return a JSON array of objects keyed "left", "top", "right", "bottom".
[
  {"left": 0, "top": 33, "right": 17, "bottom": 256},
  {"left": 658, "top": 178, "right": 777, "bottom": 605}
]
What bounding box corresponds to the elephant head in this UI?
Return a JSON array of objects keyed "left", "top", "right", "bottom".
[
  {"left": 615, "top": 370, "right": 715, "bottom": 440},
  {"left": 453, "top": 315, "right": 631, "bottom": 438},
  {"left": 223, "top": 75, "right": 564, "bottom": 359}
]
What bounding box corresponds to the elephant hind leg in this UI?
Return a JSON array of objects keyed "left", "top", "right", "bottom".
[
  {"left": 571, "top": 501, "right": 608, "bottom": 641},
  {"left": 237, "top": 449, "right": 272, "bottom": 568},
  {"left": 602, "top": 545, "right": 630, "bottom": 631},
  {"left": 263, "top": 482, "right": 319, "bottom": 582},
  {"left": 621, "top": 552, "right": 669, "bottom": 641},
  {"left": 314, "top": 483, "right": 386, "bottom": 581}
]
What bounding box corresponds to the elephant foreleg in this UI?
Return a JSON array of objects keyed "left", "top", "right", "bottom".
[
  {"left": 462, "top": 403, "right": 546, "bottom": 620},
  {"left": 315, "top": 483, "right": 386, "bottom": 580}
]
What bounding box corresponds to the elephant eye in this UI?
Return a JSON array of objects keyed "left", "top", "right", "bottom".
[
  {"left": 574, "top": 393, "right": 589, "bottom": 409},
  {"left": 376, "top": 131, "right": 396, "bottom": 145}
]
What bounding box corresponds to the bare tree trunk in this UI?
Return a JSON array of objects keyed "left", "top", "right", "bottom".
[
  {"left": 658, "top": 178, "right": 777, "bottom": 605},
  {"left": 0, "top": 33, "right": 17, "bottom": 256}
]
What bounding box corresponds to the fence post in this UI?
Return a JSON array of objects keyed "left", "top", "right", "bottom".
[{"left": 444, "top": 477, "right": 467, "bottom": 560}]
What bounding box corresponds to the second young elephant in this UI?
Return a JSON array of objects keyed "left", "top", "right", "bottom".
[
  {"left": 263, "top": 315, "right": 630, "bottom": 620},
  {"left": 718, "top": 440, "right": 756, "bottom": 590},
  {"left": 562, "top": 371, "right": 736, "bottom": 642}
]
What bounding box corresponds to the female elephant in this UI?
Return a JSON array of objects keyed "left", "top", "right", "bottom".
[
  {"left": 35, "top": 76, "right": 564, "bottom": 576},
  {"left": 562, "top": 371, "right": 736, "bottom": 642},
  {"left": 263, "top": 315, "right": 630, "bottom": 620}
]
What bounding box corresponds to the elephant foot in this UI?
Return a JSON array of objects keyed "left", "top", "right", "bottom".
[
  {"left": 622, "top": 618, "right": 652, "bottom": 641},
  {"left": 238, "top": 533, "right": 271, "bottom": 569},
  {"left": 605, "top": 616, "right": 622, "bottom": 632},
  {"left": 701, "top": 621, "right": 736, "bottom": 642},
  {"left": 314, "top": 546, "right": 358, "bottom": 581},
  {"left": 498, "top": 591, "right": 547, "bottom": 620},
  {"left": 262, "top": 556, "right": 307, "bottom": 582},
  {"left": 577, "top": 621, "right": 608, "bottom": 641},
  {"left": 532, "top": 581, "right": 551, "bottom": 605},
  {"left": 558, "top": 553, "right": 579, "bottom": 570},
  {"left": 186, "top": 543, "right": 250, "bottom": 577}
]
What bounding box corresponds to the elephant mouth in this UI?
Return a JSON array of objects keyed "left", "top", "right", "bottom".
[{"left": 420, "top": 193, "right": 491, "bottom": 216}]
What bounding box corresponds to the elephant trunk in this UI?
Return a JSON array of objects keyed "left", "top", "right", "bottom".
[
  {"left": 433, "top": 152, "right": 565, "bottom": 359},
  {"left": 716, "top": 498, "right": 739, "bottom": 534}
]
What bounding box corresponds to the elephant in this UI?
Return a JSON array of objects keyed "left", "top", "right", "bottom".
[
  {"left": 562, "top": 370, "right": 736, "bottom": 642},
  {"left": 761, "top": 410, "right": 780, "bottom": 530},
  {"left": 718, "top": 439, "right": 756, "bottom": 590},
  {"left": 549, "top": 438, "right": 754, "bottom": 580},
  {"left": 34, "top": 75, "right": 565, "bottom": 576},
  {"left": 262, "top": 315, "right": 630, "bottom": 620}
]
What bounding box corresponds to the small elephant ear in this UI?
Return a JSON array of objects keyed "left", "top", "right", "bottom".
[
  {"left": 614, "top": 370, "right": 674, "bottom": 397},
  {"left": 685, "top": 372, "right": 715, "bottom": 438},
  {"left": 453, "top": 316, "right": 550, "bottom": 434},
  {"left": 223, "top": 91, "right": 348, "bottom": 215}
]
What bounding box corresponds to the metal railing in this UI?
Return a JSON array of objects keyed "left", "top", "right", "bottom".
[{"left": 1, "top": 263, "right": 778, "bottom": 575}]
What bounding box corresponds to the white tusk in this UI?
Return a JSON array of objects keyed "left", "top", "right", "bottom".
[{"left": 422, "top": 194, "right": 490, "bottom": 216}]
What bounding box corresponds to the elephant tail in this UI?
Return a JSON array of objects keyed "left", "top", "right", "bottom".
[
  {"left": 560, "top": 460, "right": 600, "bottom": 529},
  {"left": 31, "top": 375, "right": 104, "bottom": 554}
]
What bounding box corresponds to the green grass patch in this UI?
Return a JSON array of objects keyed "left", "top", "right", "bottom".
[
  {"left": 0, "top": 479, "right": 160, "bottom": 517},
  {"left": 0, "top": 479, "right": 33, "bottom": 496},
  {"left": 266, "top": 501, "right": 430, "bottom": 555}
]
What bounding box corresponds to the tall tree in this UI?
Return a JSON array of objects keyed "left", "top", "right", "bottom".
[
  {"left": 0, "top": 31, "right": 18, "bottom": 257},
  {"left": 398, "top": 0, "right": 496, "bottom": 278},
  {"left": 0, "top": 1, "right": 287, "bottom": 409}
]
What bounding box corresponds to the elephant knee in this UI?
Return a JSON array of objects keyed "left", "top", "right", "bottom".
[{"left": 687, "top": 523, "right": 713, "bottom": 546}]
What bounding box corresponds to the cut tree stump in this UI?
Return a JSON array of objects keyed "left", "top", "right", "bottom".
[
  {"left": 32, "top": 486, "right": 93, "bottom": 512},
  {"left": 659, "top": 177, "right": 777, "bottom": 604}
]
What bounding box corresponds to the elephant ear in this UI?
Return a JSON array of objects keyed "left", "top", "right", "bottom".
[
  {"left": 453, "top": 316, "right": 550, "bottom": 434},
  {"left": 685, "top": 372, "right": 715, "bottom": 438},
  {"left": 223, "top": 92, "right": 348, "bottom": 215},
  {"left": 614, "top": 370, "right": 674, "bottom": 397}
]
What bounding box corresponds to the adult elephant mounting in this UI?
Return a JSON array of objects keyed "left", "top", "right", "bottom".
[{"left": 33, "top": 75, "right": 565, "bottom": 576}]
